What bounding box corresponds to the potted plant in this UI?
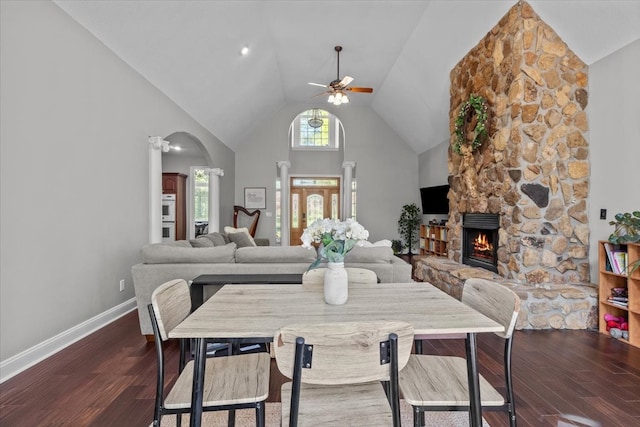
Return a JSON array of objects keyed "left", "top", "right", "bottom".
[
  {"left": 609, "top": 211, "right": 640, "bottom": 274},
  {"left": 398, "top": 203, "right": 421, "bottom": 255},
  {"left": 391, "top": 239, "right": 403, "bottom": 255}
]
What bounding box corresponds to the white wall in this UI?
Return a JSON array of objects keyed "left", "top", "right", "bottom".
[
  {"left": 0, "top": 1, "right": 234, "bottom": 362},
  {"left": 588, "top": 39, "right": 640, "bottom": 283},
  {"left": 235, "top": 105, "right": 420, "bottom": 243},
  {"left": 418, "top": 140, "right": 450, "bottom": 224}
]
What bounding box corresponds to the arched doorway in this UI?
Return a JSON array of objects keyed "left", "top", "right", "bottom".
[{"left": 277, "top": 109, "right": 356, "bottom": 245}]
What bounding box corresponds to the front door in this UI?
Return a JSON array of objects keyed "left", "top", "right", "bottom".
[{"left": 290, "top": 177, "right": 341, "bottom": 245}]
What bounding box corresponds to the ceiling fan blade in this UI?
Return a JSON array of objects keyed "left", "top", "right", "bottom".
[
  {"left": 311, "top": 90, "right": 330, "bottom": 98},
  {"left": 308, "top": 82, "right": 328, "bottom": 88},
  {"left": 346, "top": 87, "right": 374, "bottom": 93},
  {"left": 340, "top": 75, "right": 354, "bottom": 86}
]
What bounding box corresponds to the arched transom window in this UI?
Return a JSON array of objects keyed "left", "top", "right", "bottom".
[{"left": 290, "top": 109, "right": 340, "bottom": 150}]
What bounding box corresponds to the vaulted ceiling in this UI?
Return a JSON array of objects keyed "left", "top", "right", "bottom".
[{"left": 53, "top": 1, "right": 640, "bottom": 154}]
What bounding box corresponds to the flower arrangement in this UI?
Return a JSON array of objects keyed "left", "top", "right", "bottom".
[
  {"left": 453, "top": 94, "right": 489, "bottom": 155},
  {"left": 301, "top": 218, "right": 369, "bottom": 268}
]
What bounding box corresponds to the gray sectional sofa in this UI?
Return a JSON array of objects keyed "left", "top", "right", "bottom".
[{"left": 132, "top": 239, "right": 412, "bottom": 335}]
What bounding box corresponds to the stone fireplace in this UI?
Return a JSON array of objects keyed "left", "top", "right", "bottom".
[
  {"left": 414, "top": 1, "right": 598, "bottom": 331},
  {"left": 462, "top": 214, "right": 499, "bottom": 273},
  {"left": 446, "top": 1, "right": 591, "bottom": 286}
]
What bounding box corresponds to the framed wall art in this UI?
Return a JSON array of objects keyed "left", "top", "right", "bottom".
[{"left": 244, "top": 187, "right": 266, "bottom": 209}]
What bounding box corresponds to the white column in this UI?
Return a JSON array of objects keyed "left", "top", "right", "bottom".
[
  {"left": 277, "top": 161, "right": 291, "bottom": 246},
  {"left": 207, "top": 168, "right": 224, "bottom": 233},
  {"left": 342, "top": 161, "right": 356, "bottom": 219},
  {"left": 148, "top": 136, "right": 170, "bottom": 243}
]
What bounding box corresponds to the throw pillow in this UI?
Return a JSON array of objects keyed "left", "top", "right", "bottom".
[
  {"left": 190, "top": 237, "right": 214, "bottom": 248},
  {"left": 223, "top": 226, "right": 257, "bottom": 246},
  {"left": 228, "top": 230, "right": 256, "bottom": 248}
]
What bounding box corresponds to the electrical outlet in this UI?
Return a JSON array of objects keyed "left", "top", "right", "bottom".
[
  {"left": 600, "top": 209, "right": 607, "bottom": 220},
  {"left": 119, "top": 279, "right": 125, "bottom": 292}
]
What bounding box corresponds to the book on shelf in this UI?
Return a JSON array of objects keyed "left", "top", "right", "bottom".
[
  {"left": 613, "top": 251, "right": 628, "bottom": 276},
  {"left": 604, "top": 242, "right": 626, "bottom": 275},
  {"left": 607, "top": 298, "right": 628, "bottom": 307}
]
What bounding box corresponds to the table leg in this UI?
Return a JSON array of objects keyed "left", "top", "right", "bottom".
[
  {"left": 190, "top": 338, "right": 206, "bottom": 427},
  {"left": 465, "top": 333, "right": 482, "bottom": 427}
]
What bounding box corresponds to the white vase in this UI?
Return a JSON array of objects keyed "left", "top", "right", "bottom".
[{"left": 324, "top": 262, "right": 348, "bottom": 305}]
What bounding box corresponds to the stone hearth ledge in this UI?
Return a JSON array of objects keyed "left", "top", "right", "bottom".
[{"left": 414, "top": 256, "right": 598, "bottom": 330}]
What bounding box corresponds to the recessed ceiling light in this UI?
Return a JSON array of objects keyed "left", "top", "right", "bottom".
[{"left": 240, "top": 46, "right": 249, "bottom": 56}]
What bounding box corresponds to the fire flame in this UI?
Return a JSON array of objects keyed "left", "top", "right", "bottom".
[{"left": 473, "top": 233, "right": 493, "bottom": 253}]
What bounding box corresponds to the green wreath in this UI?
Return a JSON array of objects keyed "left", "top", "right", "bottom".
[{"left": 454, "top": 94, "right": 488, "bottom": 155}]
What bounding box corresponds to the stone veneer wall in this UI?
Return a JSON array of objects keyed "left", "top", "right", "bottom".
[{"left": 447, "top": 1, "right": 590, "bottom": 285}]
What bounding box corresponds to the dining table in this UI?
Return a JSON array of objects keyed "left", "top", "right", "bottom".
[{"left": 168, "top": 281, "right": 504, "bottom": 427}]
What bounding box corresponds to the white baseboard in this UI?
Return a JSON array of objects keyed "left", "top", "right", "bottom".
[{"left": 0, "top": 298, "right": 137, "bottom": 384}]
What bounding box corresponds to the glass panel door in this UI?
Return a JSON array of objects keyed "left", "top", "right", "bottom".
[{"left": 289, "top": 177, "right": 340, "bottom": 246}]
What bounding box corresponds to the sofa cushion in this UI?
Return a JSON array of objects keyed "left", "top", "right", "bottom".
[
  {"left": 190, "top": 237, "right": 215, "bottom": 248},
  {"left": 344, "top": 246, "right": 394, "bottom": 263},
  {"left": 200, "top": 232, "right": 228, "bottom": 246},
  {"left": 235, "top": 246, "right": 317, "bottom": 264},
  {"left": 141, "top": 242, "right": 237, "bottom": 264}
]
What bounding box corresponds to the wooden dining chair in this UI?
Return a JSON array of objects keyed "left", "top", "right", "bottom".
[
  {"left": 274, "top": 320, "right": 414, "bottom": 427},
  {"left": 399, "top": 278, "right": 521, "bottom": 427},
  {"left": 148, "top": 279, "right": 270, "bottom": 427}
]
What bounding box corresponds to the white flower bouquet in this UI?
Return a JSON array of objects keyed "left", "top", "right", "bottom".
[{"left": 301, "top": 218, "right": 369, "bottom": 268}]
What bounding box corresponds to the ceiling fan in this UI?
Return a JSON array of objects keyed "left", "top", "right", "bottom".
[{"left": 308, "top": 46, "right": 373, "bottom": 105}]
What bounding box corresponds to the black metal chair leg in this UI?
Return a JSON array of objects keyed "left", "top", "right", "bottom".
[
  {"left": 256, "top": 401, "right": 265, "bottom": 427},
  {"left": 227, "top": 409, "right": 236, "bottom": 427}
]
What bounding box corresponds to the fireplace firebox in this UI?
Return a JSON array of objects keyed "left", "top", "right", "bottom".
[{"left": 462, "top": 213, "right": 499, "bottom": 273}]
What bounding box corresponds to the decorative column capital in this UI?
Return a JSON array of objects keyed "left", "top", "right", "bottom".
[
  {"left": 342, "top": 161, "right": 356, "bottom": 169},
  {"left": 276, "top": 161, "right": 291, "bottom": 169},
  {"left": 207, "top": 168, "right": 224, "bottom": 177},
  {"left": 148, "top": 136, "right": 170, "bottom": 152}
]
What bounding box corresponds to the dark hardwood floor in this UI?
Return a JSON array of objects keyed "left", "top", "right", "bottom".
[{"left": 1, "top": 311, "right": 639, "bottom": 426}]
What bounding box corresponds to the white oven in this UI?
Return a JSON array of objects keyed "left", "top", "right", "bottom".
[
  {"left": 162, "top": 222, "right": 175, "bottom": 242},
  {"left": 162, "top": 194, "right": 176, "bottom": 222},
  {"left": 162, "top": 194, "right": 176, "bottom": 242}
]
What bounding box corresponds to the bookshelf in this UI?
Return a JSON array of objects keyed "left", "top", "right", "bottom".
[
  {"left": 598, "top": 241, "right": 640, "bottom": 348},
  {"left": 419, "top": 224, "right": 448, "bottom": 256}
]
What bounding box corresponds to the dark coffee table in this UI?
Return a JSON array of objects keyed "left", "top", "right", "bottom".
[{"left": 189, "top": 273, "right": 303, "bottom": 311}]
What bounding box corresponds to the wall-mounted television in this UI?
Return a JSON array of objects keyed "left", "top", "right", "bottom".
[{"left": 420, "top": 185, "right": 450, "bottom": 214}]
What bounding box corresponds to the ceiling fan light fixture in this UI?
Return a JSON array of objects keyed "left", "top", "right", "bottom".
[{"left": 308, "top": 45, "right": 373, "bottom": 106}]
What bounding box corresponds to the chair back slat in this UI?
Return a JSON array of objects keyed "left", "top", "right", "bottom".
[
  {"left": 461, "top": 278, "right": 521, "bottom": 339},
  {"left": 274, "top": 320, "right": 413, "bottom": 385},
  {"left": 151, "top": 279, "right": 191, "bottom": 341}
]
